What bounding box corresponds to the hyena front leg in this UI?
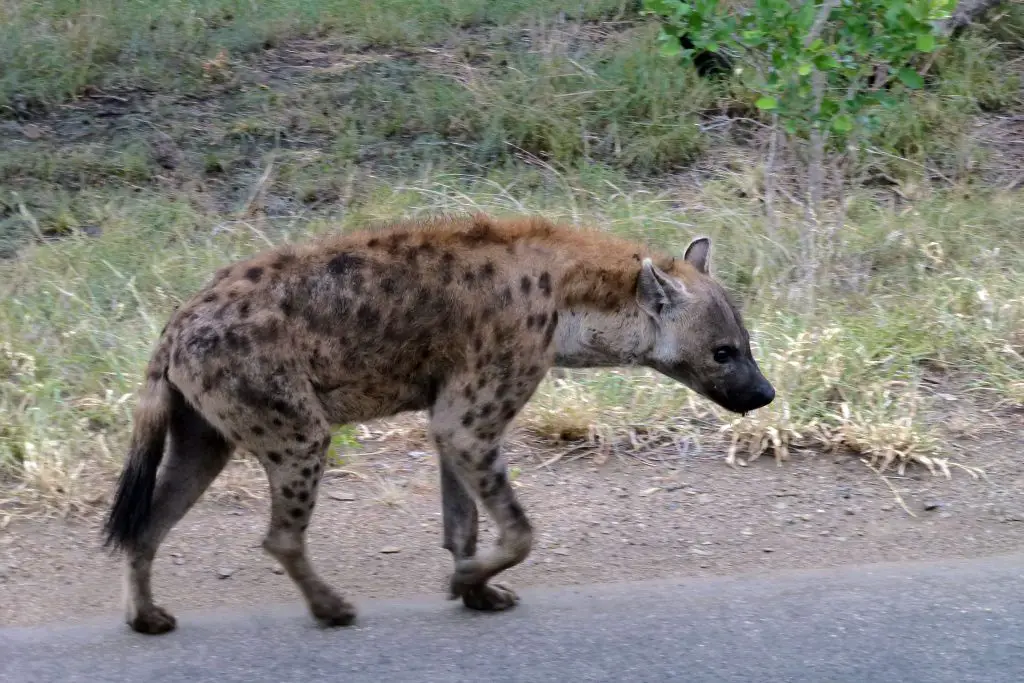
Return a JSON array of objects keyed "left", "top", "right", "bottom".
[
  {"left": 431, "top": 370, "right": 545, "bottom": 610},
  {"left": 439, "top": 457, "right": 521, "bottom": 610}
]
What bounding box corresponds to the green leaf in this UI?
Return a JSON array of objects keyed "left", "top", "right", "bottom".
[
  {"left": 798, "top": 63, "right": 813, "bottom": 76},
  {"left": 832, "top": 114, "right": 854, "bottom": 133},
  {"left": 897, "top": 67, "right": 924, "bottom": 89},
  {"left": 659, "top": 40, "right": 682, "bottom": 57},
  {"left": 755, "top": 96, "right": 778, "bottom": 111},
  {"left": 916, "top": 33, "right": 936, "bottom": 53}
]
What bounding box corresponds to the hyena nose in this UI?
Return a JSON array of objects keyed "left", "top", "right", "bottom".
[{"left": 750, "top": 380, "right": 775, "bottom": 410}]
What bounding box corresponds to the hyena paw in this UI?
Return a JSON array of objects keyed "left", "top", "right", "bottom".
[
  {"left": 453, "top": 582, "right": 520, "bottom": 611},
  {"left": 310, "top": 591, "right": 357, "bottom": 627},
  {"left": 128, "top": 605, "right": 177, "bottom": 635}
]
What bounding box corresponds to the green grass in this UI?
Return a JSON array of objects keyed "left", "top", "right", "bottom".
[
  {"left": 1, "top": 1, "right": 1022, "bottom": 508},
  {"left": 0, "top": 0, "right": 634, "bottom": 109}
]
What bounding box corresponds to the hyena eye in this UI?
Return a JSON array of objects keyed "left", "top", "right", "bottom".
[{"left": 713, "top": 346, "right": 736, "bottom": 364}]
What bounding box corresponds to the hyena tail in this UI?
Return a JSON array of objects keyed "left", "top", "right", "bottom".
[{"left": 102, "top": 350, "right": 173, "bottom": 553}]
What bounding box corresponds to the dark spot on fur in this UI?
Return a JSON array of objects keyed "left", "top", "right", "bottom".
[
  {"left": 251, "top": 425, "right": 265, "bottom": 436},
  {"left": 483, "top": 471, "right": 507, "bottom": 497},
  {"left": 544, "top": 311, "right": 559, "bottom": 345},
  {"left": 183, "top": 326, "right": 221, "bottom": 360},
  {"left": 282, "top": 486, "right": 295, "bottom": 499},
  {"left": 498, "top": 287, "right": 512, "bottom": 306},
  {"left": 231, "top": 431, "right": 242, "bottom": 441},
  {"left": 367, "top": 238, "right": 380, "bottom": 248},
  {"left": 202, "top": 292, "right": 218, "bottom": 303},
  {"left": 327, "top": 252, "right": 365, "bottom": 277},
  {"left": 245, "top": 266, "right": 264, "bottom": 283},
  {"left": 268, "top": 451, "right": 283, "bottom": 464},
  {"left": 289, "top": 508, "right": 304, "bottom": 519},
  {"left": 461, "top": 412, "right": 475, "bottom": 427},
  {"left": 509, "top": 500, "right": 526, "bottom": 520},
  {"left": 440, "top": 252, "right": 456, "bottom": 285},
  {"left": 294, "top": 433, "right": 307, "bottom": 443},
  {"left": 481, "top": 447, "right": 500, "bottom": 469},
  {"left": 301, "top": 467, "right": 312, "bottom": 477},
  {"left": 238, "top": 302, "right": 251, "bottom": 318},
  {"left": 463, "top": 270, "right": 475, "bottom": 285},
  {"left": 479, "top": 403, "right": 495, "bottom": 418},
  {"left": 525, "top": 314, "right": 535, "bottom": 329},
  {"left": 253, "top": 320, "right": 281, "bottom": 343},
  {"left": 538, "top": 272, "right": 552, "bottom": 297},
  {"left": 148, "top": 369, "right": 163, "bottom": 381},
  {"left": 520, "top": 276, "right": 532, "bottom": 295},
  {"left": 272, "top": 417, "right": 283, "bottom": 427},
  {"left": 224, "top": 327, "right": 251, "bottom": 353},
  {"left": 298, "top": 491, "right": 309, "bottom": 502},
  {"left": 274, "top": 253, "right": 296, "bottom": 269},
  {"left": 473, "top": 335, "right": 484, "bottom": 353},
  {"left": 356, "top": 304, "right": 380, "bottom": 328},
  {"left": 501, "top": 400, "right": 517, "bottom": 421},
  {"left": 480, "top": 261, "right": 495, "bottom": 279}
]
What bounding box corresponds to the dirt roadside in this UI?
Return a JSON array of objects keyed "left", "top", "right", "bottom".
[{"left": 2, "top": 411, "right": 1022, "bottom": 629}]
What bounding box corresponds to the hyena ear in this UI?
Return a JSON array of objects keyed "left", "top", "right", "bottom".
[
  {"left": 637, "top": 258, "right": 688, "bottom": 319},
  {"left": 683, "top": 237, "right": 711, "bottom": 274}
]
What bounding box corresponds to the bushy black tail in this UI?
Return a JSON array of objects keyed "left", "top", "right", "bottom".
[{"left": 102, "top": 363, "right": 173, "bottom": 553}]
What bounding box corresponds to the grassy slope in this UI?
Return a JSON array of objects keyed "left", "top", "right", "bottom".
[{"left": 0, "top": 0, "right": 1022, "bottom": 509}]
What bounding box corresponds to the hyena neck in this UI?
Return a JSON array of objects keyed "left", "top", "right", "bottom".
[
  {"left": 551, "top": 307, "right": 653, "bottom": 369},
  {"left": 547, "top": 247, "right": 665, "bottom": 369}
]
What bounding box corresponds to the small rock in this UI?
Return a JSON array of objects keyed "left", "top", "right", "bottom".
[
  {"left": 881, "top": 504, "right": 895, "bottom": 512},
  {"left": 217, "top": 567, "right": 236, "bottom": 579},
  {"left": 379, "top": 546, "right": 402, "bottom": 554},
  {"left": 328, "top": 492, "right": 356, "bottom": 502},
  {"left": 271, "top": 565, "right": 285, "bottom": 575},
  {"left": 697, "top": 494, "right": 714, "bottom": 505},
  {"left": 21, "top": 124, "right": 42, "bottom": 140},
  {"left": 173, "top": 556, "right": 186, "bottom": 566},
  {"left": 844, "top": 508, "right": 856, "bottom": 516},
  {"left": 690, "top": 548, "right": 712, "bottom": 556},
  {"left": 407, "top": 450, "right": 429, "bottom": 459},
  {"left": 551, "top": 548, "right": 570, "bottom": 556},
  {"left": 923, "top": 502, "right": 942, "bottom": 512},
  {"left": 762, "top": 548, "right": 774, "bottom": 553}
]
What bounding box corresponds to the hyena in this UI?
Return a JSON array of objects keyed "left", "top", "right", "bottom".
[{"left": 102, "top": 214, "right": 774, "bottom": 634}]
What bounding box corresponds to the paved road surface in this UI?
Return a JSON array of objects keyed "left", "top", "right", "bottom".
[{"left": 3, "top": 553, "right": 1023, "bottom": 682}]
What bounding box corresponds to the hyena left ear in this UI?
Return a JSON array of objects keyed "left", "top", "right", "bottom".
[
  {"left": 637, "top": 258, "right": 689, "bottom": 319},
  {"left": 683, "top": 237, "right": 711, "bottom": 274}
]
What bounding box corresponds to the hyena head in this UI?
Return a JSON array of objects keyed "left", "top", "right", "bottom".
[{"left": 635, "top": 237, "right": 775, "bottom": 415}]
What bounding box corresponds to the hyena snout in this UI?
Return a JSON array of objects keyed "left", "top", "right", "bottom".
[{"left": 716, "top": 363, "right": 775, "bottom": 414}]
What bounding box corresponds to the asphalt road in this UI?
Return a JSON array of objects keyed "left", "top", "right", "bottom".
[{"left": 3, "top": 553, "right": 1023, "bottom": 683}]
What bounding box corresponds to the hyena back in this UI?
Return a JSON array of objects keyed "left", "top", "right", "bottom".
[{"left": 103, "top": 213, "right": 774, "bottom": 634}]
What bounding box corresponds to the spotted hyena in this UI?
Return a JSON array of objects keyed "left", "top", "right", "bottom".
[{"left": 103, "top": 214, "right": 774, "bottom": 634}]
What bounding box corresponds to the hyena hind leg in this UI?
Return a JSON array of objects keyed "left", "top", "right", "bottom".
[
  {"left": 123, "top": 391, "right": 234, "bottom": 634},
  {"left": 255, "top": 422, "right": 357, "bottom": 628}
]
